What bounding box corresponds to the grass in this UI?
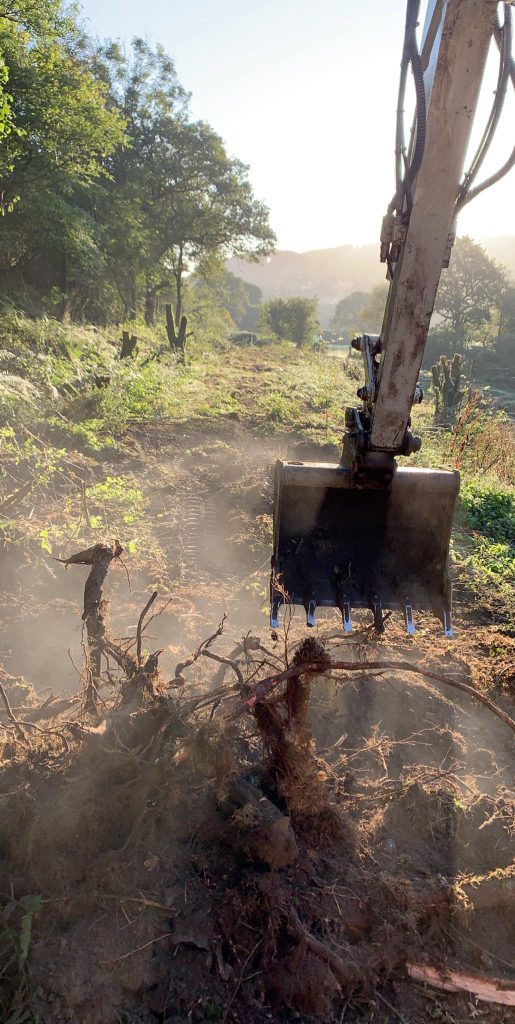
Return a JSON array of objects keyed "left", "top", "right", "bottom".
[{"left": 0, "top": 311, "right": 513, "bottom": 626}]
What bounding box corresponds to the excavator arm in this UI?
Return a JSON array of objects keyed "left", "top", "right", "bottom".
[
  {"left": 271, "top": 0, "right": 513, "bottom": 635},
  {"left": 369, "top": 0, "right": 498, "bottom": 458}
]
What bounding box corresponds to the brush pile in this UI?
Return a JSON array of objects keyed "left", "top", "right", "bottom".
[{"left": 0, "top": 542, "right": 514, "bottom": 1024}]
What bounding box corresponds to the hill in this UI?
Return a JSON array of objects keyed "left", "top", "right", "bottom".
[{"left": 227, "top": 236, "right": 515, "bottom": 326}]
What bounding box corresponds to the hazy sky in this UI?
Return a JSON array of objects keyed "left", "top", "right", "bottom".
[{"left": 79, "top": 0, "right": 515, "bottom": 252}]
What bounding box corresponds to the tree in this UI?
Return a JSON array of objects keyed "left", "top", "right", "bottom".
[
  {"left": 434, "top": 236, "right": 509, "bottom": 347},
  {"left": 259, "top": 297, "right": 319, "bottom": 347},
  {"left": 498, "top": 285, "right": 515, "bottom": 338},
  {"left": 329, "top": 291, "right": 368, "bottom": 337},
  {"left": 0, "top": 1, "right": 126, "bottom": 316},
  {"left": 357, "top": 284, "right": 389, "bottom": 334},
  {"left": 0, "top": 25, "right": 275, "bottom": 324},
  {"left": 193, "top": 268, "right": 262, "bottom": 331},
  {"left": 98, "top": 40, "right": 276, "bottom": 324}
]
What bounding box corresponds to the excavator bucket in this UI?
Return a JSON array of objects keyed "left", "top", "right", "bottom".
[{"left": 270, "top": 461, "right": 459, "bottom": 635}]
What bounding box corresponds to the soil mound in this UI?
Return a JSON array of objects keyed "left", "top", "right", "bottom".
[{"left": 1, "top": 608, "right": 514, "bottom": 1023}]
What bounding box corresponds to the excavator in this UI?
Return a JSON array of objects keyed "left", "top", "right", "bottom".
[{"left": 271, "top": 0, "right": 514, "bottom": 637}]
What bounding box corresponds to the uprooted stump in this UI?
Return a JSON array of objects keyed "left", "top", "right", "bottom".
[
  {"left": 1, "top": 574, "right": 514, "bottom": 1024},
  {"left": 253, "top": 637, "right": 355, "bottom": 845}
]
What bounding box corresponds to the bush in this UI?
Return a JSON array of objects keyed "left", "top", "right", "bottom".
[{"left": 459, "top": 481, "right": 514, "bottom": 544}]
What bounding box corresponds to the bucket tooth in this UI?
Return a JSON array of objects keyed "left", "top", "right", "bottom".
[
  {"left": 334, "top": 572, "right": 353, "bottom": 633},
  {"left": 341, "top": 599, "right": 353, "bottom": 633},
  {"left": 306, "top": 599, "right": 317, "bottom": 628},
  {"left": 404, "top": 602, "right": 416, "bottom": 635},
  {"left": 442, "top": 607, "right": 453, "bottom": 638},
  {"left": 270, "top": 594, "right": 282, "bottom": 630},
  {"left": 372, "top": 598, "right": 384, "bottom": 633}
]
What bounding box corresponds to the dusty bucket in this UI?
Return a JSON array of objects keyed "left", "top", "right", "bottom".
[{"left": 271, "top": 460, "right": 460, "bottom": 635}]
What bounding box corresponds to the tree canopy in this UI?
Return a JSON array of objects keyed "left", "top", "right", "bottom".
[
  {"left": 259, "top": 297, "right": 319, "bottom": 347},
  {"left": 0, "top": 6, "right": 276, "bottom": 322},
  {"left": 435, "top": 236, "right": 509, "bottom": 345}
]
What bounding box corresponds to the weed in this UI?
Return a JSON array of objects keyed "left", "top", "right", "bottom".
[
  {"left": 459, "top": 481, "right": 514, "bottom": 544},
  {"left": 0, "top": 895, "right": 42, "bottom": 1024}
]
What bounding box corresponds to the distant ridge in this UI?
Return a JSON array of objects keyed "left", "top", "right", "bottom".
[{"left": 227, "top": 236, "right": 515, "bottom": 322}]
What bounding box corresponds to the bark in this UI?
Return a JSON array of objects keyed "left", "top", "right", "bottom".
[
  {"left": 145, "top": 285, "right": 157, "bottom": 326},
  {"left": 128, "top": 267, "right": 137, "bottom": 321},
  {"left": 174, "top": 245, "right": 184, "bottom": 324},
  {"left": 61, "top": 541, "right": 123, "bottom": 713},
  {"left": 165, "top": 303, "right": 187, "bottom": 357},
  {"left": 120, "top": 330, "right": 138, "bottom": 359}
]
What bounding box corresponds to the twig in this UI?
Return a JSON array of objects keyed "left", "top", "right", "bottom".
[
  {"left": 444, "top": 922, "right": 515, "bottom": 973},
  {"left": 136, "top": 592, "right": 158, "bottom": 667},
  {"left": 0, "top": 477, "right": 38, "bottom": 515},
  {"left": 99, "top": 931, "right": 173, "bottom": 964},
  {"left": 201, "top": 650, "right": 244, "bottom": 687},
  {"left": 224, "top": 659, "right": 515, "bottom": 735},
  {"left": 173, "top": 616, "right": 226, "bottom": 680},
  {"left": 221, "top": 937, "right": 263, "bottom": 1024},
  {"left": 375, "top": 991, "right": 409, "bottom": 1024},
  {"left": 118, "top": 555, "right": 132, "bottom": 592},
  {"left": 0, "top": 681, "right": 28, "bottom": 743}
]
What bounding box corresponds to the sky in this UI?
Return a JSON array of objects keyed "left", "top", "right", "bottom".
[{"left": 78, "top": 0, "right": 515, "bottom": 253}]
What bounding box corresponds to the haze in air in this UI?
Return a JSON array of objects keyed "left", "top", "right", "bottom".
[
  {"left": 79, "top": 0, "right": 515, "bottom": 250},
  {"left": 0, "top": 2, "right": 514, "bottom": 1022}
]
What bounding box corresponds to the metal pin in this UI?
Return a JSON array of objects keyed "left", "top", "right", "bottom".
[
  {"left": 306, "top": 600, "right": 316, "bottom": 628},
  {"left": 442, "top": 608, "right": 453, "bottom": 638},
  {"left": 404, "top": 603, "right": 416, "bottom": 635},
  {"left": 270, "top": 597, "right": 282, "bottom": 629},
  {"left": 342, "top": 601, "right": 353, "bottom": 633}
]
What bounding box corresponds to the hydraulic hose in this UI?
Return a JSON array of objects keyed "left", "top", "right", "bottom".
[
  {"left": 404, "top": 36, "right": 427, "bottom": 189},
  {"left": 456, "top": 3, "right": 513, "bottom": 211},
  {"left": 388, "top": 0, "right": 426, "bottom": 216}
]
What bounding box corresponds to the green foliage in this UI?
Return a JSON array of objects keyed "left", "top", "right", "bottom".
[
  {"left": 0, "top": 53, "right": 15, "bottom": 151},
  {"left": 0, "top": 20, "right": 275, "bottom": 324},
  {"left": 1, "top": 893, "right": 42, "bottom": 1024},
  {"left": 329, "top": 290, "right": 368, "bottom": 338},
  {"left": 0, "top": 0, "right": 125, "bottom": 227},
  {"left": 86, "top": 475, "right": 145, "bottom": 528},
  {"left": 193, "top": 268, "right": 262, "bottom": 331},
  {"left": 435, "top": 236, "right": 509, "bottom": 344},
  {"left": 456, "top": 482, "right": 515, "bottom": 596},
  {"left": 94, "top": 39, "right": 275, "bottom": 325},
  {"left": 459, "top": 481, "right": 514, "bottom": 544},
  {"left": 431, "top": 353, "right": 465, "bottom": 422},
  {"left": 356, "top": 284, "right": 389, "bottom": 334},
  {"left": 257, "top": 390, "right": 300, "bottom": 426},
  {"left": 259, "top": 296, "right": 319, "bottom": 347}
]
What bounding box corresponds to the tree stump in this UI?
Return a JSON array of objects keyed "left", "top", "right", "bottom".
[{"left": 120, "top": 330, "right": 138, "bottom": 359}]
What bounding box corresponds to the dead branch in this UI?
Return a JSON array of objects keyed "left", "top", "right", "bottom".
[
  {"left": 224, "top": 659, "right": 515, "bottom": 735},
  {"left": 406, "top": 962, "right": 515, "bottom": 1006},
  {"left": 0, "top": 681, "right": 29, "bottom": 742},
  {"left": 201, "top": 649, "right": 244, "bottom": 687},
  {"left": 173, "top": 615, "right": 226, "bottom": 681},
  {"left": 287, "top": 906, "right": 360, "bottom": 988},
  {"left": 63, "top": 540, "right": 123, "bottom": 713},
  {"left": 55, "top": 542, "right": 119, "bottom": 567},
  {"left": 0, "top": 477, "right": 38, "bottom": 515},
  {"left": 25, "top": 695, "right": 80, "bottom": 723},
  {"left": 137, "top": 591, "right": 158, "bottom": 667}
]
